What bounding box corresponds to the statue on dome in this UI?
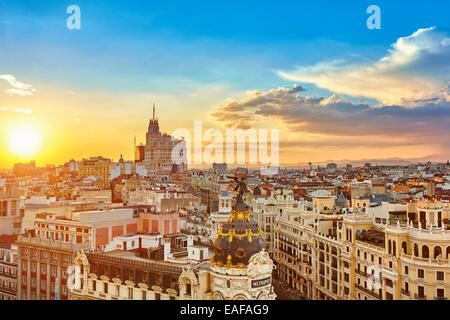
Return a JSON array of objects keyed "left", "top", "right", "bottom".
[{"left": 228, "top": 176, "right": 248, "bottom": 204}]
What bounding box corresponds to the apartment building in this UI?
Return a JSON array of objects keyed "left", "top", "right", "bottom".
[
  {"left": 15, "top": 233, "right": 90, "bottom": 300},
  {"left": 78, "top": 157, "right": 112, "bottom": 189},
  {"left": 0, "top": 182, "right": 23, "bottom": 235},
  {"left": 15, "top": 207, "right": 139, "bottom": 300},
  {"left": 0, "top": 236, "right": 18, "bottom": 300},
  {"left": 274, "top": 196, "right": 450, "bottom": 300}
]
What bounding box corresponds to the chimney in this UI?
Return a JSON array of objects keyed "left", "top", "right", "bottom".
[
  {"left": 164, "top": 238, "right": 171, "bottom": 261},
  {"left": 187, "top": 235, "right": 194, "bottom": 248}
]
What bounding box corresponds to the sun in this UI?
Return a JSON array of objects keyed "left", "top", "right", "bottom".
[{"left": 9, "top": 125, "right": 42, "bottom": 156}]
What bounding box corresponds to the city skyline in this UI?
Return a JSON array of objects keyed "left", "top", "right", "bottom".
[
  {"left": 1, "top": 1, "right": 449, "bottom": 169},
  {"left": 1, "top": 1, "right": 450, "bottom": 306}
]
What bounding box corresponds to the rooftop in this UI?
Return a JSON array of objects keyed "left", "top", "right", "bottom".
[{"left": 356, "top": 229, "right": 385, "bottom": 248}]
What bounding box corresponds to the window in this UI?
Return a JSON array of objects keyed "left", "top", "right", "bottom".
[
  {"left": 418, "top": 269, "right": 424, "bottom": 279},
  {"left": 418, "top": 286, "right": 425, "bottom": 298},
  {"left": 405, "top": 266, "right": 408, "bottom": 275},
  {"left": 437, "top": 271, "right": 444, "bottom": 281},
  {"left": 344, "top": 273, "right": 349, "bottom": 282},
  {"left": 386, "top": 279, "right": 393, "bottom": 288}
]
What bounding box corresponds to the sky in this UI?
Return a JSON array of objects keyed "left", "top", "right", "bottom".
[{"left": 0, "top": 0, "right": 449, "bottom": 168}]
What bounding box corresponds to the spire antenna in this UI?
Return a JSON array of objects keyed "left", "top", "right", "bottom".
[{"left": 153, "top": 103, "right": 156, "bottom": 120}]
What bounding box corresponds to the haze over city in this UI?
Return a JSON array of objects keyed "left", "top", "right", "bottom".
[{"left": 1, "top": 1, "right": 450, "bottom": 308}]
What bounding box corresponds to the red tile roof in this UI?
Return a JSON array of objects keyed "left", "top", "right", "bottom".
[{"left": 0, "top": 234, "right": 18, "bottom": 244}]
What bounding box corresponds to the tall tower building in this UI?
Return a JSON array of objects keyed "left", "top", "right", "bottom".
[{"left": 144, "top": 104, "right": 187, "bottom": 176}]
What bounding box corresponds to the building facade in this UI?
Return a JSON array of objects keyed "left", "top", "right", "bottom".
[
  {"left": 78, "top": 157, "right": 112, "bottom": 189},
  {"left": 274, "top": 196, "right": 450, "bottom": 300},
  {"left": 15, "top": 234, "right": 90, "bottom": 300},
  {"left": 0, "top": 238, "right": 18, "bottom": 300},
  {"left": 0, "top": 182, "right": 22, "bottom": 236},
  {"left": 144, "top": 106, "right": 187, "bottom": 177}
]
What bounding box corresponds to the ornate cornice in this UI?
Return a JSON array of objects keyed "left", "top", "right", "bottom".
[
  {"left": 215, "top": 228, "right": 265, "bottom": 243},
  {"left": 210, "top": 253, "right": 247, "bottom": 269},
  {"left": 228, "top": 209, "right": 251, "bottom": 222}
]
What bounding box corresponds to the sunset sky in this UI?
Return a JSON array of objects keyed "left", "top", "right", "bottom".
[{"left": 1, "top": 0, "right": 449, "bottom": 168}]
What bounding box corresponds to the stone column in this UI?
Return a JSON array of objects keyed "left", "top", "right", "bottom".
[
  {"left": 56, "top": 264, "right": 61, "bottom": 300},
  {"left": 27, "top": 259, "right": 31, "bottom": 300},
  {"left": 17, "top": 253, "right": 22, "bottom": 299},
  {"left": 36, "top": 261, "right": 40, "bottom": 299},
  {"left": 46, "top": 264, "right": 50, "bottom": 300}
]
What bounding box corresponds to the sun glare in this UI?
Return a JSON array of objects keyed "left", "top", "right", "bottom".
[{"left": 9, "top": 125, "right": 41, "bottom": 156}]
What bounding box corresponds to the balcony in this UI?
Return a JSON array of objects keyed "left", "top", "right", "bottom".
[
  {"left": 435, "top": 296, "right": 447, "bottom": 300},
  {"left": 401, "top": 289, "right": 410, "bottom": 297},
  {"left": 355, "top": 269, "right": 369, "bottom": 277},
  {"left": 414, "top": 293, "right": 427, "bottom": 300},
  {"left": 400, "top": 253, "right": 449, "bottom": 266},
  {"left": 16, "top": 235, "right": 91, "bottom": 251},
  {"left": 0, "top": 285, "right": 17, "bottom": 295},
  {"left": 408, "top": 226, "right": 450, "bottom": 241},
  {"left": 355, "top": 284, "right": 382, "bottom": 299}
]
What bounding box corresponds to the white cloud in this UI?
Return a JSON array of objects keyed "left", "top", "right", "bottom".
[
  {"left": 0, "top": 74, "right": 36, "bottom": 96},
  {"left": 211, "top": 86, "right": 450, "bottom": 155},
  {"left": 278, "top": 27, "right": 450, "bottom": 106},
  {"left": 1, "top": 106, "right": 33, "bottom": 114}
]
